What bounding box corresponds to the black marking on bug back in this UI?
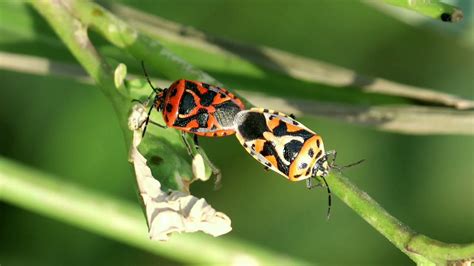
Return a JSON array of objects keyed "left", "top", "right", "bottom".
[
  {"left": 261, "top": 141, "right": 289, "bottom": 175},
  {"left": 238, "top": 112, "right": 269, "bottom": 141},
  {"left": 308, "top": 148, "right": 314, "bottom": 158},
  {"left": 174, "top": 108, "right": 208, "bottom": 128},
  {"left": 283, "top": 140, "right": 303, "bottom": 163},
  {"left": 214, "top": 101, "right": 242, "bottom": 127},
  {"left": 200, "top": 90, "right": 217, "bottom": 107},
  {"left": 185, "top": 80, "right": 199, "bottom": 92},
  {"left": 315, "top": 150, "right": 322, "bottom": 159},
  {"left": 168, "top": 87, "right": 177, "bottom": 97},
  {"left": 273, "top": 120, "right": 313, "bottom": 141},
  {"left": 273, "top": 120, "right": 288, "bottom": 137},
  {"left": 201, "top": 82, "right": 210, "bottom": 89},
  {"left": 316, "top": 139, "right": 321, "bottom": 148},
  {"left": 165, "top": 103, "right": 173, "bottom": 113},
  {"left": 178, "top": 91, "right": 196, "bottom": 115}
]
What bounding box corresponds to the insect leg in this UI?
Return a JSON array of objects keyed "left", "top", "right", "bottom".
[
  {"left": 325, "top": 150, "right": 337, "bottom": 168},
  {"left": 181, "top": 133, "right": 223, "bottom": 190},
  {"left": 149, "top": 120, "right": 167, "bottom": 128},
  {"left": 141, "top": 104, "right": 155, "bottom": 138},
  {"left": 193, "top": 134, "right": 200, "bottom": 150},
  {"left": 321, "top": 176, "right": 332, "bottom": 220},
  {"left": 306, "top": 177, "right": 322, "bottom": 189},
  {"left": 181, "top": 132, "right": 194, "bottom": 156}
]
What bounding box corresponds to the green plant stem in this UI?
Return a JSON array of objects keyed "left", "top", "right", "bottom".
[
  {"left": 110, "top": 3, "right": 473, "bottom": 110},
  {"left": 327, "top": 172, "right": 474, "bottom": 264},
  {"left": 1, "top": 51, "right": 473, "bottom": 136},
  {"left": 30, "top": 0, "right": 131, "bottom": 144},
  {"left": 69, "top": 0, "right": 252, "bottom": 107},
  {"left": 0, "top": 157, "right": 308, "bottom": 265},
  {"left": 72, "top": 1, "right": 217, "bottom": 85},
  {"left": 383, "top": 0, "right": 463, "bottom": 22}
]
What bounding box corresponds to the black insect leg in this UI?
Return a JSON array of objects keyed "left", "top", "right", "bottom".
[
  {"left": 306, "top": 177, "right": 312, "bottom": 189},
  {"left": 193, "top": 135, "right": 200, "bottom": 150},
  {"left": 181, "top": 132, "right": 194, "bottom": 156},
  {"left": 321, "top": 176, "right": 332, "bottom": 220},
  {"left": 306, "top": 177, "right": 331, "bottom": 219},
  {"left": 149, "top": 120, "right": 167, "bottom": 128},
  {"left": 181, "top": 132, "right": 223, "bottom": 190},
  {"left": 141, "top": 104, "right": 155, "bottom": 138}
]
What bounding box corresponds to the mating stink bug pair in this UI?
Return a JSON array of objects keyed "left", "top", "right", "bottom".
[{"left": 140, "top": 63, "right": 361, "bottom": 217}]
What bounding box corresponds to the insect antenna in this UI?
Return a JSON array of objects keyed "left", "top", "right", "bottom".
[
  {"left": 141, "top": 60, "right": 164, "bottom": 103},
  {"left": 140, "top": 61, "right": 164, "bottom": 137},
  {"left": 321, "top": 176, "right": 332, "bottom": 220},
  {"left": 333, "top": 159, "right": 365, "bottom": 172}
]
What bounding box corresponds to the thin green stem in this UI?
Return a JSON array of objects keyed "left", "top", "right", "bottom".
[
  {"left": 0, "top": 157, "right": 309, "bottom": 265},
  {"left": 327, "top": 172, "right": 474, "bottom": 264},
  {"left": 30, "top": 0, "right": 219, "bottom": 191},
  {"left": 68, "top": 0, "right": 252, "bottom": 107},
  {"left": 109, "top": 2, "right": 473, "bottom": 109},
  {"left": 382, "top": 0, "right": 463, "bottom": 22},
  {"left": 30, "top": 0, "right": 131, "bottom": 144}
]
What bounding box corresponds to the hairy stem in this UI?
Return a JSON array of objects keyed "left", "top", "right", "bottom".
[{"left": 328, "top": 172, "right": 474, "bottom": 264}]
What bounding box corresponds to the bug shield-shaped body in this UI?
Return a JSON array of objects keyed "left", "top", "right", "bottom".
[
  {"left": 234, "top": 108, "right": 329, "bottom": 181},
  {"left": 155, "top": 80, "right": 245, "bottom": 137}
]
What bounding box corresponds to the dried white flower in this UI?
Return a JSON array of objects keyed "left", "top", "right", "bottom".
[
  {"left": 128, "top": 107, "right": 232, "bottom": 240},
  {"left": 128, "top": 103, "right": 148, "bottom": 132}
]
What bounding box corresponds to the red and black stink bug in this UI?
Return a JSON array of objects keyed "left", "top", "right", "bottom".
[
  {"left": 233, "top": 108, "right": 363, "bottom": 218},
  {"left": 141, "top": 62, "right": 245, "bottom": 152},
  {"left": 140, "top": 62, "right": 246, "bottom": 187}
]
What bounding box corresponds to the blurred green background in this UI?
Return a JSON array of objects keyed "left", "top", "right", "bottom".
[{"left": 1, "top": 0, "right": 473, "bottom": 265}]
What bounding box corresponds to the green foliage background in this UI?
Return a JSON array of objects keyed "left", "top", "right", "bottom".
[{"left": 0, "top": 0, "right": 473, "bottom": 265}]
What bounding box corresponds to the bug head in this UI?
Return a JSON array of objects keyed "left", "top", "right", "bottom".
[
  {"left": 152, "top": 89, "right": 168, "bottom": 112},
  {"left": 309, "top": 154, "right": 333, "bottom": 220},
  {"left": 311, "top": 152, "right": 332, "bottom": 178}
]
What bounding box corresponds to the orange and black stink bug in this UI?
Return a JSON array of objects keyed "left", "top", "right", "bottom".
[
  {"left": 141, "top": 62, "right": 245, "bottom": 153},
  {"left": 233, "top": 108, "right": 363, "bottom": 218}
]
